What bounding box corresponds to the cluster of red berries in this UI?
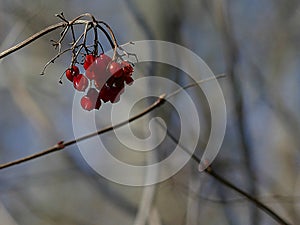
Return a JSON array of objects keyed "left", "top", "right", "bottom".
[{"left": 65, "top": 54, "right": 134, "bottom": 111}]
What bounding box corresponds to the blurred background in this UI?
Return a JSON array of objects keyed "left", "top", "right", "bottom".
[{"left": 0, "top": 0, "right": 300, "bottom": 224}]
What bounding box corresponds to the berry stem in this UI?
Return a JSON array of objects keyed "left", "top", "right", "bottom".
[
  {"left": 96, "top": 24, "right": 115, "bottom": 50},
  {"left": 93, "top": 23, "right": 99, "bottom": 56}
]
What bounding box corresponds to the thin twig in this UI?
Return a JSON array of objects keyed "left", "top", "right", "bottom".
[
  {"left": 155, "top": 120, "right": 292, "bottom": 225},
  {"left": 0, "top": 14, "right": 118, "bottom": 61},
  {"left": 166, "top": 73, "right": 226, "bottom": 99},
  {"left": 95, "top": 24, "right": 114, "bottom": 49},
  {"left": 0, "top": 75, "right": 226, "bottom": 170},
  {"left": 0, "top": 94, "right": 166, "bottom": 170},
  {"left": 41, "top": 48, "right": 72, "bottom": 75},
  {"left": 0, "top": 74, "right": 225, "bottom": 170},
  {"left": 175, "top": 181, "right": 300, "bottom": 205},
  {"left": 0, "top": 20, "right": 86, "bottom": 60}
]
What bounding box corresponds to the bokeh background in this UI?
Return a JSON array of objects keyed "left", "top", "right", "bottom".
[{"left": 0, "top": 0, "right": 300, "bottom": 224}]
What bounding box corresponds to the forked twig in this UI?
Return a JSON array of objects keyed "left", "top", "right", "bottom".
[{"left": 0, "top": 14, "right": 121, "bottom": 71}]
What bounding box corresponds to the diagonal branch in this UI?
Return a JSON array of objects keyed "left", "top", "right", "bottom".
[
  {"left": 0, "top": 94, "right": 166, "bottom": 170},
  {"left": 0, "top": 75, "right": 225, "bottom": 170},
  {"left": 1, "top": 71, "right": 289, "bottom": 223},
  {"left": 155, "top": 120, "right": 292, "bottom": 225}
]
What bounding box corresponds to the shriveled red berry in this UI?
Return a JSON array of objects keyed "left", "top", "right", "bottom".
[
  {"left": 114, "top": 77, "right": 125, "bottom": 88},
  {"left": 73, "top": 74, "right": 89, "bottom": 92},
  {"left": 109, "top": 62, "right": 123, "bottom": 78},
  {"left": 66, "top": 65, "right": 79, "bottom": 82},
  {"left": 106, "top": 76, "right": 125, "bottom": 88},
  {"left": 99, "top": 85, "right": 111, "bottom": 103},
  {"left": 94, "top": 97, "right": 101, "bottom": 110},
  {"left": 124, "top": 76, "right": 134, "bottom": 85},
  {"left": 106, "top": 76, "right": 116, "bottom": 87},
  {"left": 80, "top": 96, "right": 94, "bottom": 111},
  {"left": 84, "top": 54, "right": 96, "bottom": 70},
  {"left": 121, "top": 61, "right": 134, "bottom": 77},
  {"left": 109, "top": 86, "right": 123, "bottom": 103}
]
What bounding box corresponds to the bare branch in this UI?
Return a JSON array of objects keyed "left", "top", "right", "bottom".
[
  {"left": 0, "top": 14, "right": 119, "bottom": 63},
  {"left": 0, "top": 94, "right": 166, "bottom": 170},
  {"left": 0, "top": 20, "right": 87, "bottom": 60},
  {"left": 0, "top": 74, "right": 226, "bottom": 170},
  {"left": 155, "top": 120, "right": 292, "bottom": 225}
]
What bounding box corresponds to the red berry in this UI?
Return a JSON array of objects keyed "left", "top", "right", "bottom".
[
  {"left": 94, "top": 54, "right": 112, "bottom": 77},
  {"left": 84, "top": 55, "right": 97, "bottom": 80},
  {"left": 94, "top": 78, "right": 104, "bottom": 91},
  {"left": 87, "top": 88, "right": 101, "bottom": 110},
  {"left": 109, "top": 86, "right": 123, "bottom": 103},
  {"left": 124, "top": 76, "right": 134, "bottom": 85},
  {"left": 85, "top": 69, "right": 96, "bottom": 80},
  {"left": 114, "top": 77, "right": 125, "bottom": 88},
  {"left": 106, "top": 76, "right": 125, "bottom": 88},
  {"left": 80, "top": 96, "right": 94, "bottom": 111},
  {"left": 94, "top": 68, "right": 111, "bottom": 90},
  {"left": 66, "top": 65, "right": 79, "bottom": 82},
  {"left": 106, "top": 76, "right": 116, "bottom": 87},
  {"left": 109, "top": 62, "right": 123, "bottom": 78},
  {"left": 99, "top": 85, "right": 111, "bottom": 103},
  {"left": 121, "top": 61, "right": 134, "bottom": 77},
  {"left": 98, "top": 54, "right": 112, "bottom": 64},
  {"left": 73, "top": 74, "right": 89, "bottom": 92},
  {"left": 93, "top": 54, "right": 111, "bottom": 83},
  {"left": 94, "top": 98, "right": 101, "bottom": 110},
  {"left": 87, "top": 88, "right": 98, "bottom": 99},
  {"left": 84, "top": 54, "right": 96, "bottom": 70}
]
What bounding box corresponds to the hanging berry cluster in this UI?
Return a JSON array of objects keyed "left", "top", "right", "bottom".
[
  {"left": 65, "top": 54, "right": 134, "bottom": 111},
  {"left": 43, "top": 13, "right": 136, "bottom": 111}
]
